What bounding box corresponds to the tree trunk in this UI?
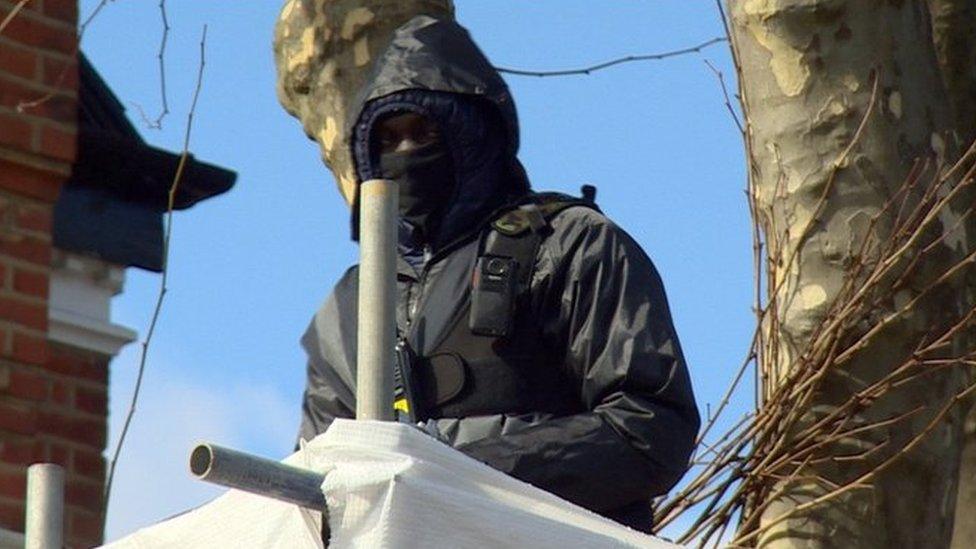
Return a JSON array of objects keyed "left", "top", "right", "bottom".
[
  {"left": 728, "top": 1, "right": 970, "bottom": 547},
  {"left": 928, "top": 0, "right": 976, "bottom": 149},
  {"left": 926, "top": 3, "right": 976, "bottom": 547},
  {"left": 953, "top": 408, "right": 976, "bottom": 548}
]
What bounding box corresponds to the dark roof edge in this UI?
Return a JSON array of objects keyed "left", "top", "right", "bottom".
[
  {"left": 73, "top": 52, "right": 237, "bottom": 210},
  {"left": 78, "top": 53, "right": 143, "bottom": 142}
]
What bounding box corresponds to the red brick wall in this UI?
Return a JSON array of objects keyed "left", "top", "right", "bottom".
[
  {"left": 0, "top": 1, "right": 107, "bottom": 547},
  {"left": 0, "top": 346, "right": 108, "bottom": 547},
  {"left": 0, "top": 0, "right": 78, "bottom": 168}
]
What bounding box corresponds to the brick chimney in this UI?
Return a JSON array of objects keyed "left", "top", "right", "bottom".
[
  {"left": 1, "top": 3, "right": 235, "bottom": 545},
  {"left": 0, "top": 1, "right": 107, "bottom": 547}
]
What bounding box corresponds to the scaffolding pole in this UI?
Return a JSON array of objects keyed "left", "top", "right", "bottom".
[
  {"left": 188, "top": 179, "right": 397, "bottom": 540},
  {"left": 24, "top": 463, "right": 64, "bottom": 549},
  {"left": 190, "top": 443, "right": 327, "bottom": 511},
  {"left": 356, "top": 178, "right": 398, "bottom": 421}
]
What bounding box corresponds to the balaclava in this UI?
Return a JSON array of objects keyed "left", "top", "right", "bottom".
[
  {"left": 353, "top": 90, "right": 523, "bottom": 265},
  {"left": 378, "top": 135, "right": 456, "bottom": 247}
]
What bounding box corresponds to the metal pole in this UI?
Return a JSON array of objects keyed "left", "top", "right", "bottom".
[
  {"left": 24, "top": 463, "right": 64, "bottom": 549},
  {"left": 357, "top": 178, "right": 398, "bottom": 421},
  {"left": 190, "top": 443, "right": 327, "bottom": 511}
]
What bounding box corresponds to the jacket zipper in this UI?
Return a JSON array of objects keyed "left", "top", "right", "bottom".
[
  {"left": 405, "top": 237, "right": 471, "bottom": 336},
  {"left": 404, "top": 245, "right": 433, "bottom": 334}
]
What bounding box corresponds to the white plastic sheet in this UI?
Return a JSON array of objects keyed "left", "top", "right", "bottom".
[{"left": 104, "top": 420, "right": 679, "bottom": 548}]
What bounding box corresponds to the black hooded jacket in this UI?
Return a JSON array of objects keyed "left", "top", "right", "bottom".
[{"left": 299, "top": 15, "right": 700, "bottom": 532}]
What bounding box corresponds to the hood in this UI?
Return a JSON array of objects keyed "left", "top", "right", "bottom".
[
  {"left": 349, "top": 16, "right": 529, "bottom": 249},
  {"left": 273, "top": 0, "right": 456, "bottom": 205},
  {"left": 348, "top": 16, "right": 519, "bottom": 158}
]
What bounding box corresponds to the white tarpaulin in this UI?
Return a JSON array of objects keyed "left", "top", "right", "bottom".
[{"left": 103, "top": 420, "right": 679, "bottom": 548}]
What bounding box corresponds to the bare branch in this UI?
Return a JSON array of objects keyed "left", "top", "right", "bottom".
[
  {"left": 653, "top": 131, "right": 976, "bottom": 545},
  {"left": 494, "top": 37, "right": 727, "bottom": 77},
  {"left": 103, "top": 24, "right": 209, "bottom": 506},
  {"left": 0, "top": 0, "right": 31, "bottom": 36},
  {"left": 703, "top": 58, "right": 744, "bottom": 134},
  {"left": 132, "top": 0, "right": 171, "bottom": 130},
  {"left": 736, "top": 382, "right": 976, "bottom": 546},
  {"left": 16, "top": 0, "right": 115, "bottom": 113}
]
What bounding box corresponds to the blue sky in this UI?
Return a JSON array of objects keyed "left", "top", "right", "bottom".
[{"left": 78, "top": 1, "right": 753, "bottom": 540}]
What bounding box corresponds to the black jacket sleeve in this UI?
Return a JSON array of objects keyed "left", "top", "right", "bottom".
[
  {"left": 297, "top": 268, "right": 358, "bottom": 445},
  {"left": 454, "top": 209, "right": 700, "bottom": 512}
]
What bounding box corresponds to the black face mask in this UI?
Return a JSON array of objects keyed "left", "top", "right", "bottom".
[{"left": 380, "top": 142, "right": 456, "bottom": 245}]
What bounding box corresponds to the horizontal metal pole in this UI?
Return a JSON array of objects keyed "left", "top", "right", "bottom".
[{"left": 190, "top": 443, "right": 327, "bottom": 512}]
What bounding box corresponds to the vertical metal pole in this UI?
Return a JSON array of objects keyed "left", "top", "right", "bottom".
[
  {"left": 357, "top": 178, "right": 398, "bottom": 421},
  {"left": 25, "top": 463, "right": 64, "bottom": 549}
]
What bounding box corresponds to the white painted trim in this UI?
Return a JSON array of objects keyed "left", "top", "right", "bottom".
[
  {"left": 48, "top": 251, "right": 139, "bottom": 357},
  {"left": 50, "top": 250, "right": 125, "bottom": 295},
  {"left": 0, "top": 527, "right": 24, "bottom": 549},
  {"left": 48, "top": 307, "right": 137, "bottom": 357}
]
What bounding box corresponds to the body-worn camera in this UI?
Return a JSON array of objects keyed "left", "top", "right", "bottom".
[{"left": 469, "top": 255, "right": 519, "bottom": 337}]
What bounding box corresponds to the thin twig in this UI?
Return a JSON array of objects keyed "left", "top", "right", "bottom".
[
  {"left": 735, "top": 382, "right": 976, "bottom": 546},
  {"left": 703, "top": 58, "right": 744, "bottom": 134},
  {"left": 657, "top": 129, "right": 976, "bottom": 545},
  {"left": 495, "top": 37, "right": 727, "bottom": 77},
  {"left": 103, "top": 24, "right": 208, "bottom": 505},
  {"left": 695, "top": 412, "right": 753, "bottom": 464},
  {"left": 0, "top": 0, "right": 31, "bottom": 36},
  {"left": 834, "top": 249, "right": 976, "bottom": 365},
  {"left": 132, "top": 0, "right": 171, "bottom": 129},
  {"left": 715, "top": 0, "right": 765, "bottom": 411},
  {"left": 696, "top": 330, "right": 756, "bottom": 446},
  {"left": 16, "top": 0, "right": 114, "bottom": 113}
]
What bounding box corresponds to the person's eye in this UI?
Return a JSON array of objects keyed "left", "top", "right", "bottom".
[
  {"left": 421, "top": 127, "right": 440, "bottom": 144},
  {"left": 378, "top": 134, "right": 397, "bottom": 151}
]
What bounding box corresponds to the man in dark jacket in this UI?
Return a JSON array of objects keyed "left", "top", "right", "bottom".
[{"left": 296, "top": 15, "right": 699, "bottom": 532}]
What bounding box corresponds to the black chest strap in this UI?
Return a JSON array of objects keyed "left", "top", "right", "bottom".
[
  {"left": 396, "top": 189, "right": 601, "bottom": 421},
  {"left": 469, "top": 190, "right": 600, "bottom": 337}
]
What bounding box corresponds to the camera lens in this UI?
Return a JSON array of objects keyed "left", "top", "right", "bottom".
[{"left": 486, "top": 258, "right": 508, "bottom": 276}]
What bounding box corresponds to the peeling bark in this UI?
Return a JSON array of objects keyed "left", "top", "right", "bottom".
[
  {"left": 927, "top": 0, "right": 976, "bottom": 148},
  {"left": 952, "top": 406, "right": 976, "bottom": 548},
  {"left": 728, "top": 0, "right": 970, "bottom": 547},
  {"left": 926, "top": 3, "right": 976, "bottom": 547}
]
